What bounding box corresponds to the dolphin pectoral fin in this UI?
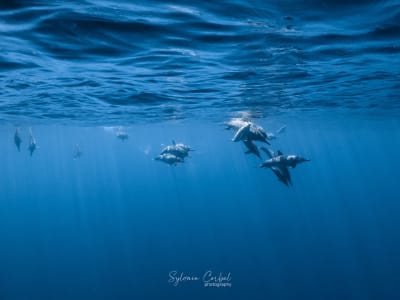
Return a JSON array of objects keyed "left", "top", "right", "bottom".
[{"left": 245, "top": 150, "right": 251, "bottom": 154}]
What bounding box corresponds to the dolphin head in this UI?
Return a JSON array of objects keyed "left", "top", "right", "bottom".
[
  {"left": 286, "top": 155, "right": 310, "bottom": 168},
  {"left": 297, "top": 157, "right": 310, "bottom": 163}
]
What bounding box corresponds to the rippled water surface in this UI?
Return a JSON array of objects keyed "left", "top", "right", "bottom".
[{"left": 1, "top": 0, "right": 399, "bottom": 123}]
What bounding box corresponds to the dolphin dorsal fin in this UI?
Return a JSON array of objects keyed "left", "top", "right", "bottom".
[
  {"left": 277, "top": 150, "right": 283, "bottom": 156},
  {"left": 172, "top": 140, "right": 176, "bottom": 145}
]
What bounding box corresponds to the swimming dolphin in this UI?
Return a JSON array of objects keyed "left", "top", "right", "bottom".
[
  {"left": 229, "top": 119, "right": 270, "bottom": 144},
  {"left": 73, "top": 144, "right": 83, "bottom": 159},
  {"left": 28, "top": 130, "right": 37, "bottom": 156},
  {"left": 154, "top": 153, "right": 183, "bottom": 166},
  {"left": 243, "top": 139, "right": 261, "bottom": 159},
  {"left": 260, "top": 147, "right": 310, "bottom": 186},
  {"left": 247, "top": 123, "right": 270, "bottom": 144},
  {"left": 161, "top": 140, "right": 193, "bottom": 159},
  {"left": 14, "top": 128, "right": 22, "bottom": 151},
  {"left": 260, "top": 152, "right": 310, "bottom": 169},
  {"left": 260, "top": 147, "right": 292, "bottom": 186},
  {"left": 116, "top": 128, "right": 129, "bottom": 141}
]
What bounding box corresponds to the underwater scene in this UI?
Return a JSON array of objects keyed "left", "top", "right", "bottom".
[{"left": 1, "top": 0, "right": 400, "bottom": 299}]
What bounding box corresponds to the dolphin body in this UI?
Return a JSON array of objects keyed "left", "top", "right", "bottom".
[
  {"left": 243, "top": 139, "right": 261, "bottom": 159},
  {"left": 227, "top": 118, "right": 287, "bottom": 144},
  {"left": 14, "top": 128, "right": 22, "bottom": 151},
  {"left": 229, "top": 120, "right": 270, "bottom": 144},
  {"left": 260, "top": 153, "right": 310, "bottom": 169},
  {"left": 28, "top": 133, "right": 37, "bottom": 156},
  {"left": 116, "top": 129, "right": 129, "bottom": 141},
  {"left": 246, "top": 123, "right": 270, "bottom": 144},
  {"left": 73, "top": 144, "right": 83, "bottom": 159},
  {"left": 154, "top": 153, "right": 183, "bottom": 166},
  {"left": 260, "top": 147, "right": 310, "bottom": 186},
  {"left": 161, "top": 140, "right": 193, "bottom": 159}
]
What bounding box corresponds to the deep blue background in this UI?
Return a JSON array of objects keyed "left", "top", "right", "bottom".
[{"left": 0, "top": 115, "right": 400, "bottom": 299}]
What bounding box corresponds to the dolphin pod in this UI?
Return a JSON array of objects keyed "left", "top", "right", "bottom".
[
  {"left": 227, "top": 117, "right": 309, "bottom": 186},
  {"left": 155, "top": 140, "right": 193, "bottom": 166},
  {"left": 11, "top": 120, "right": 309, "bottom": 186}
]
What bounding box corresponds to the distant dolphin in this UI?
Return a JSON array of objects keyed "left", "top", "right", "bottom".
[
  {"left": 154, "top": 153, "right": 183, "bottom": 166},
  {"left": 161, "top": 140, "right": 193, "bottom": 159},
  {"left": 28, "top": 129, "right": 37, "bottom": 156},
  {"left": 73, "top": 144, "right": 83, "bottom": 159},
  {"left": 14, "top": 128, "right": 22, "bottom": 151},
  {"left": 243, "top": 139, "right": 261, "bottom": 159},
  {"left": 116, "top": 128, "right": 129, "bottom": 141}
]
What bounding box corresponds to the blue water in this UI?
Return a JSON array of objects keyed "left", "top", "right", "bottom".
[{"left": 1, "top": 0, "right": 400, "bottom": 299}]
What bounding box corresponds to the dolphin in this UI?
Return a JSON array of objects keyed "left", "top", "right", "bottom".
[
  {"left": 14, "top": 128, "right": 22, "bottom": 151},
  {"left": 243, "top": 139, "right": 261, "bottom": 159},
  {"left": 229, "top": 119, "right": 270, "bottom": 144},
  {"left": 247, "top": 123, "right": 270, "bottom": 144},
  {"left": 73, "top": 144, "right": 83, "bottom": 159},
  {"left": 161, "top": 140, "right": 193, "bottom": 159},
  {"left": 116, "top": 128, "right": 129, "bottom": 141},
  {"left": 260, "top": 153, "right": 310, "bottom": 169},
  {"left": 260, "top": 147, "right": 310, "bottom": 186},
  {"left": 154, "top": 153, "right": 183, "bottom": 166},
  {"left": 28, "top": 130, "right": 37, "bottom": 156}
]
